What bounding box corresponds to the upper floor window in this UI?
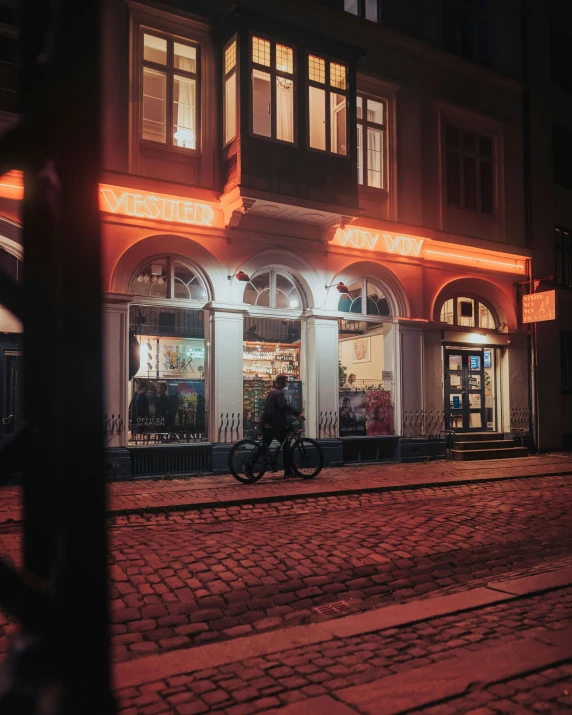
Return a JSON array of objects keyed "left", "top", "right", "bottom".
[
  {"left": 338, "top": 280, "right": 390, "bottom": 316},
  {"left": 562, "top": 331, "right": 572, "bottom": 394},
  {"left": 344, "top": 0, "right": 380, "bottom": 22},
  {"left": 131, "top": 257, "right": 208, "bottom": 301},
  {"left": 552, "top": 25, "right": 572, "bottom": 96},
  {"left": 141, "top": 32, "right": 199, "bottom": 150},
  {"left": 250, "top": 36, "right": 295, "bottom": 143},
  {"left": 553, "top": 123, "right": 572, "bottom": 192},
  {"left": 357, "top": 95, "right": 386, "bottom": 189},
  {"left": 223, "top": 37, "right": 238, "bottom": 145},
  {"left": 308, "top": 54, "right": 348, "bottom": 155},
  {"left": 439, "top": 296, "right": 496, "bottom": 329},
  {"left": 446, "top": 125, "right": 494, "bottom": 214},
  {"left": 443, "top": 0, "right": 490, "bottom": 66},
  {"left": 243, "top": 270, "right": 303, "bottom": 309},
  {"left": 556, "top": 226, "right": 572, "bottom": 289}
]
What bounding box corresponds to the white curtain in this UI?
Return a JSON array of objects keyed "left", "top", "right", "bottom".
[
  {"left": 276, "top": 78, "right": 294, "bottom": 143},
  {"left": 174, "top": 76, "right": 196, "bottom": 148}
]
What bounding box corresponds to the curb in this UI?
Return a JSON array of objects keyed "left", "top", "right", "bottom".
[
  {"left": 115, "top": 566, "right": 572, "bottom": 689},
  {"left": 106, "top": 468, "right": 572, "bottom": 518}
]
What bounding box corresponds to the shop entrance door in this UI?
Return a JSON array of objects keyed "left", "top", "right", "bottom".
[{"left": 444, "top": 348, "right": 488, "bottom": 432}]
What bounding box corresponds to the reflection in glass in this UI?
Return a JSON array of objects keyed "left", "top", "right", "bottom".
[
  {"left": 174, "top": 261, "right": 207, "bottom": 300},
  {"left": 132, "top": 260, "right": 168, "bottom": 298}
]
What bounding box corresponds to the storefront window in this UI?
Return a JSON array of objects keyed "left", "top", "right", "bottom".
[
  {"left": 131, "top": 257, "right": 208, "bottom": 302},
  {"left": 439, "top": 295, "right": 497, "bottom": 330},
  {"left": 338, "top": 324, "right": 394, "bottom": 437},
  {"left": 243, "top": 317, "right": 302, "bottom": 437}
]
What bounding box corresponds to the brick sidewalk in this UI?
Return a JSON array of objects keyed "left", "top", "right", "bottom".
[
  {"left": 115, "top": 580, "right": 572, "bottom": 714},
  {"left": 1, "top": 453, "right": 571, "bottom": 523}
]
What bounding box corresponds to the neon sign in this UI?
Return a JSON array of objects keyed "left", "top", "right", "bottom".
[
  {"left": 335, "top": 228, "right": 424, "bottom": 256},
  {"left": 99, "top": 187, "right": 215, "bottom": 227},
  {"left": 522, "top": 290, "right": 556, "bottom": 323}
]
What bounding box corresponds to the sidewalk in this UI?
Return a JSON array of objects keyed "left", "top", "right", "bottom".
[
  {"left": 1, "top": 453, "right": 571, "bottom": 523},
  {"left": 115, "top": 566, "right": 572, "bottom": 714}
]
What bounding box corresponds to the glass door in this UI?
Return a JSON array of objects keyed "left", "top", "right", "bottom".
[{"left": 444, "top": 348, "right": 487, "bottom": 432}]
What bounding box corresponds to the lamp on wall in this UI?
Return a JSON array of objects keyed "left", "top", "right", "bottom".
[
  {"left": 325, "top": 281, "right": 350, "bottom": 294},
  {"left": 228, "top": 271, "right": 250, "bottom": 282}
]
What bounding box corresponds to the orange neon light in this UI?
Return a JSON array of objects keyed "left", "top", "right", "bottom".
[
  {"left": 0, "top": 171, "right": 24, "bottom": 200},
  {"left": 424, "top": 249, "right": 525, "bottom": 271}
]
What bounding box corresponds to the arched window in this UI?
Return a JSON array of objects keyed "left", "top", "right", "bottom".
[
  {"left": 439, "top": 296, "right": 497, "bottom": 329},
  {"left": 131, "top": 257, "right": 208, "bottom": 301},
  {"left": 338, "top": 279, "right": 390, "bottom": 316},
  {"left": 243, "top": 270, "right": 303, "bottom": 309}
]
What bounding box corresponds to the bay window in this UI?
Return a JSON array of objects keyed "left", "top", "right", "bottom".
[
  {"left": 308, "top": 54, "right": 348, "bottom": 155},
  {"left": 357, "top": 95, "right": 386, "bottom": 189},
  {"left": 251, "top": 35, "right": 295, "bottom": 143},
  {"left": 223, "top": 37, "right": 238, "bottom": 145},
  {"left": 142, "top": 32, "right": 199, "bottom": 150}
]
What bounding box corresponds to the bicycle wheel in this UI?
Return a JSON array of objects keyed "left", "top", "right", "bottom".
[
  {"left": 228, "top": 439, "right": 266, "bottom": 483},
  {"left": 292, "top": 438, "right": 323, "bottom": 479}
]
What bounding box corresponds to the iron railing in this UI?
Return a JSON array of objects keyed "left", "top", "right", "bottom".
[{"left": 402, "top": 410, "right": 446, "bottom": 437}]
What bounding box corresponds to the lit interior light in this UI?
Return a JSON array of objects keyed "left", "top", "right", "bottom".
[
  {"left": 289, "top": 299, "right": 299, "bottom": 308},
  {"left": 467, "top": 333, "right": 489, "bottom": 344},
  {"left": 173, "top": 128, "right": 196, "bottom": 147}
]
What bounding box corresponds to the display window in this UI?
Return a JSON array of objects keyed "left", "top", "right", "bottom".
[
  {"left": 338, "top": 320, "right": 394, "bottom": 437},
  {"left": 128, "top": 305, "right": 208, "bottom": 444},
  {"left": 242, "top": 318, "right": 302, "bottom": 437}
]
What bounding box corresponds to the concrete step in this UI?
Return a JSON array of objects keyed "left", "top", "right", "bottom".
[
  {"left": 453, "top": 432, "right": 504, "bottom": 442},
  {"left": 454, "top": 440, "right": 514, "bottom": 451},
  {"left": 449, "top": 447, "right": 528, "bottom": 461}
]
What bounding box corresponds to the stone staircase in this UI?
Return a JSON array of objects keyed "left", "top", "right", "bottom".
[{"left": 448, "top": 432, "right": 528, "bottom": 461}]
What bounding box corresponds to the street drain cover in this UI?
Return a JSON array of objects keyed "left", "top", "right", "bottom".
[{"left": 313, "top": 600, "right": 352, "bottom": 616}]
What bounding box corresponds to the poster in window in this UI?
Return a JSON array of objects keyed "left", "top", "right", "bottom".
[
  {"left": 484, "top": 350, "right": 492, "bottom": 368},
  {"left": 450, "top": 374, "right": 462, "bottom": 388},
  {"left": 470, "top": 412, "right": 482, "bottom": 428},
  {"left": 130, "top": 379, "right": 167, "bottom": 433},
  {"left": 283, "top": 380, "right": 303, "bottom": 415},
  {"left": 469, "top": 355, "right": 481, "bottom": 371},
  {"left": 469, "top": 375, "right": 481, "bottom": 390},
  {"left": 243, "top": 378, "right": 269, "bottom": 436},
  {"left": 130, "top": 379, "right": 205, "bottom": 434},
  {"left": 366, "top": 390, "right": 394, "bottom": 435},
  {"left": 449, "top": 355, "right": 462, "bottom": 371},
  {"left": 352, "top": 337, "right": 370, "bottom": 363},
  {"left": 168, "top": 381, "right": 206, "bottom": 433},
  {"left": 450, "top": 394, "right": 462, "bottom": 409},
  {"left": 469, "top": 393, "right": 481, "bottom": 409},
  {"left": 339, "top": 391, "right": 367, "bottom": 436},
  {"left": 133, "top": 336, "right": 206, "bottom": 380}
]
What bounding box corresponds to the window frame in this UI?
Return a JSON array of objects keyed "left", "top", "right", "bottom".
[
  {"left": 357, "top": 92, "right": 387, "bottom": 191},
  {"left": 555, "top": 226, "right": 572, "bottom": 289},
  {"left": 445, "top": 123, "right": 496, "bottom": 215},
  {"left": 223, "top": 35, "right": 238, "bottom": 147},
  {"left": 306, "top": 51, "right": 349, "bottom": 157},
  {"left": 130, "top": 256, "right": 209, "bottom": 305},
  {"left": 337, "top": 278, "right": 391, "bottom": 317},
  {"left": 344, "top": 0, "right": 382, "bottom": 23},
  {"left": 140, "top": 29, "right": 201, "bottom": 153},
  {"left": 438, "top": 295, "right": 498, "bottom": 330},
  {"left": 248, "top": 33, "right": 297, "bottom": 145},
  {"left": 243, "top": 269, "right": 305, "bottom": 311}
]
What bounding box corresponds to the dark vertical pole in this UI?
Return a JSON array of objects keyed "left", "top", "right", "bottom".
[{"left": 18, "top": 0, "right": 114, "bottom": 711}]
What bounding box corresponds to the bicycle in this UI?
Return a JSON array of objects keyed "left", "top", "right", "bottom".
[{"left": 228, "top": 422, "right": 324, "bottom": 484}]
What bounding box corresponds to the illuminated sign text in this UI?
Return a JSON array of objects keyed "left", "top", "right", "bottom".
[
  {"left": 335, "top": 228, "right": 424, "bottom": 256},
  {"left": 100, "top": 188, "right": 215, "bottom": 227},
  {"left": 522, "top": 290, "right": 556, "bottom": 323}
]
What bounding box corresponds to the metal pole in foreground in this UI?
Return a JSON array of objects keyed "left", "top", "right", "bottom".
[{"left": 0, "top": 0, "right": 115, "bottom": 711}]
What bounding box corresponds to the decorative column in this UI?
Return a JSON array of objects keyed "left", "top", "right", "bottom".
[
  {"left": 305, "top": 314, "right": 340, "bottom": 441},
  {"left": 398, "top": 321, "right": 424, "bottom": 435},
  {"left": 208, "top": 305, "right": 246, "bottom": 445},
  {"left": 102, "top": 292, "right": 131, "bottom": 476}
]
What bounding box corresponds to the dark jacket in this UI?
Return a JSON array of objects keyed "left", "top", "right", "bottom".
[
  {"left": 135, "top": 392, "right": 150, "bottom": 419},
  {"left": 262, "top": 387, "right": 300, "bottom": 429}
]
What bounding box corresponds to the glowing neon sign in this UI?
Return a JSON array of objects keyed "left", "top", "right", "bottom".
[
  {"left": 335, "top": 228, "right": 424, "bottom": 256},
  {"left": 99, "top": 187, "right": 215, "bottom": 227}
]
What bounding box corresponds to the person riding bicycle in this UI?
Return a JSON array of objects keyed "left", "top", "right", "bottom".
[{"left": 261, "top": 374, "right": 305, "bottom": 477}]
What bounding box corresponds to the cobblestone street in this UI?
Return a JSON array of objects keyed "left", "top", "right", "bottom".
[{"left": 1, "top": 463, "right": 572, "bottom": 712}]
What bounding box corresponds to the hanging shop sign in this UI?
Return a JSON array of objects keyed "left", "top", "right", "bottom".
[
  {"left": 522, "top": 290, "right": 556, "bottom": 324},
  {"left": 331, "top": 226, "right": 527, "bottom": 275},
  {"left": 99, "top": 185, "right": 218, "bottom": 227}
]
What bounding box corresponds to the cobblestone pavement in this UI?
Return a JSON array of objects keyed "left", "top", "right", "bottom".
[
  {"left": 412, "top": 663, "right": 572, "bottom": 715},
  {"left": 115, "top": 587, "right": 572, "bottom": 714},
  {"left": 2, "top": 474, "right": 572, "bottom": 666},
  {"left": 1, "top": 453, "right": 571, "bottom": 522}
]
